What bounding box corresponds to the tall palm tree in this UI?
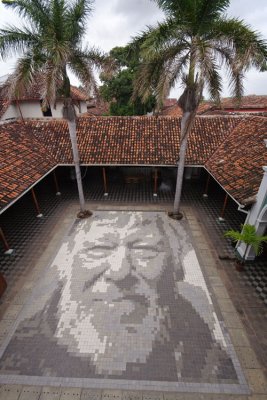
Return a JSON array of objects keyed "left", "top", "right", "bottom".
[
  {"left": 0, "top": 0, "right": 108, "bottom": 218},
  {"left": 132, "top": 0, "right": 267, "bottom": 219}
]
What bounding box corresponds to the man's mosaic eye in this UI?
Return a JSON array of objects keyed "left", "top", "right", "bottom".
[
  {"left": 79, "top": 245, "right": 114, "bottom": 259},
  {"left": 90, "top": 250, "right": 107, "bottom": 257},
  {"left": 133, "top": 248, "right": 158, "bottom": 259}
]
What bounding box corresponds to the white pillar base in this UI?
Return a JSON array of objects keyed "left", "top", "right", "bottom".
[
  {"left": 153, "top": 193, "right": 158, "bottom": 197},
  {"left": 202, "top": 193, "right": 208, "bottom": 198},
  {"left": 218, "top": 217, "right": 225, "bottom": 222},
  {"left": 4, "top": 249, "right": 14, "bottom": 255},
  {"left": 37, "top": 213, "right": 43, "bottom": 218},
  {"left": 56, "top": 192, "right": 61, "bottom": 196},
  {"left": 236, "top": 242, "right": 256, "bottom": 261},
  {"left": 104, "top": 193, "right": 109, "bottom": 197}
]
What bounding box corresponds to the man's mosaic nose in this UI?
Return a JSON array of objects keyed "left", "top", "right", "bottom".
[{"left": 106, "top": 245, "right": 132, "bottom": 280}]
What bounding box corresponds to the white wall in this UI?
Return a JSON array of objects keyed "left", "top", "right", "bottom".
[
  {"left": 79, "top": 102, "right": 87, "bottom": 114},
  {"left": 1, "top": 103, "right": 19, "bottom": 120},
  {"left": 236, "top": 165, "right": 267, "bottom": 260},
  {"left": 52, "top": 100, "right": 87, "bottom": 117},
  {"left": 1, "top": 99, "right": 87, "bottom": 120},
  {"left": 19, "top": 101, "right": 43, "bottom": 118}
]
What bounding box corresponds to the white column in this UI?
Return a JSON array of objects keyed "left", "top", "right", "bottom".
[{"left": 236, "top": 164, "right": 267, "bottom": 260}]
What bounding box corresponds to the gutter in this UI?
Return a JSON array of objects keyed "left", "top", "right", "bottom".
[
  {"left": 58, "top": 163, "right": 179, "bottom": 168},
  {"left": 59, "top": 163, "right": 203, "bottom": 168},
  {"left": 0, "top": 163, "right": 243, "bottom": 216},
  {"left": 203, "top": 166, "right": 243, "bottom": 208},
  {"left": 0, "top": 165, "right": 57, "bottom": 216},
  {"left": 238, "top": 205, "right": 249, "bottom": 215}
]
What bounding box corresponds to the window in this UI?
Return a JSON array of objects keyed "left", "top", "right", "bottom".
[{"left": 40, "top": 100, "right": 52, "bottom": 117}]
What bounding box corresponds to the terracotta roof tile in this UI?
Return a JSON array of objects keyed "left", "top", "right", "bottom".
[
  {"left": 221, "top": 95, "right": 267, "bottom": 110},
  {"left": 161, "top": 96, "right": 267, "bottom": 117},
  {"left": 0, "top": 121, "right": 56, "bottom": 211},
  {"left": 86, "top": 99, "right": 110, "bottom": 116},
  {"left": 69, "top": 86, "right": 88, "bottom": 101},
  {"left": 163, "top": 98, "right": 177, "bottom": 107},
  {"left": 161, "top": 101, "right": 214, "bottom": 117},
  {"left": 0, "top": 82, "right": 86, "bottom": 102},
  {"left": 0, "top": 99, "right": 10, "bottom": 119},
  {"left": 27, "top": 116, "right": 238, "bottom": 166},
  {"left": 206, "top": 116, "right": 267, "bottom": 204},
  {"left": 0, "top": 115, "right": 266, "bottom": 211}
]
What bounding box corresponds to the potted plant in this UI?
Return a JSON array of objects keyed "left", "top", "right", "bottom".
[{"left": 224, "top": 224, "right": 267, "bottom": 271}]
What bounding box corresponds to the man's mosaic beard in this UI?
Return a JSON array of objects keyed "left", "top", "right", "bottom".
[{"left": 55, "top": 281, "right": 168, "bottom": 376}]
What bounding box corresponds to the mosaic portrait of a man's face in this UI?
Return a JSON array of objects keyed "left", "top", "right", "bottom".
[{"left": 0, "top": 212, "right": 246, "bottom": 391}]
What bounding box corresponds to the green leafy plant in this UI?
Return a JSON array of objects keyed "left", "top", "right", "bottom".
[
  {"left": 100, "top": 45, "right": 156, "bottom": 116},
  {"left": 224, "top": 224, "right": 267, "bottom": 264}
]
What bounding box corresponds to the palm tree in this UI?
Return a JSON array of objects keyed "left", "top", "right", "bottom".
[
  {"left": 225, "top": 224, "right": 267, "bottom": 264},
  {"left": 131, "top": 0, "right": 267, "bottom": 219},
  {"left": 0, "top": 0, "right": 108, "bottom": 218}
]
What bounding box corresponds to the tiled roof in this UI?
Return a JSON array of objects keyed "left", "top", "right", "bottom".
[
  {"left": 221, "top": 95, "right": 267, "bottom": 110},
  {"left": 0, "top": 99, "right": 10, "bottom": 119},
  {"left": 163, "top": 98, "right": 177, "bottom": 108},
  {"left": 87, "top": 98, "right": 110, "bottom": 115},
  {"left": 0, "top": 121, "right": 56, "bottom": 211},
  {"left": 69, "top": 86, "right": 88, "bottom": 101},
  {"left": 27, "top": 116, "right": 239, "bottom": 166},
  {"left": 0, "top": 83, "right": 86, "bottom": 102},
  {"left": 206, "top": 117, "right": 267, "bottom": 204},
  {"left": 162, "top": 96, "right": 267, "bottom": 117},
  {"left": 0, "top": 115, "right": 266, "bottom": 211},
  {"left": 161, "top": 101, "right": 214, "bottom": 117}
]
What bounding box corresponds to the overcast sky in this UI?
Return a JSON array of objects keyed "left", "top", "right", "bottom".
[{"left": 0, "top": 0, "right": 266, "bottom": 99}]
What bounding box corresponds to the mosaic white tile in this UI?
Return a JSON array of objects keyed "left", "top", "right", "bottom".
[{"left": 0, "top": 211, "right": 248, "bottom": 394}]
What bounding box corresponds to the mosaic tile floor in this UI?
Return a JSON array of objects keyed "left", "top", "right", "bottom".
[
  {"left": 0, "top": 211, "right": 248, "bottom": 393},
  {"left": 0, "top": 168, "right": 266, "bottom": 305},
  {"left": 0, "top": 167, "right": 266, "bottom": 377}
]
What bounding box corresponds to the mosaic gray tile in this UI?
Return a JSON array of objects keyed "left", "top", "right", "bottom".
[{"left": 0, "top": 211, "right": 249, "bottom": 394}]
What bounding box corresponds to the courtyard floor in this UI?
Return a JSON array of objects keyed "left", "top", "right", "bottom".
[{"left": 0, "top": 170, "right": 266, "bottom": 399}]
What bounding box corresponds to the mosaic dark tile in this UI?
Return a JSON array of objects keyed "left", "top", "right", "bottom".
[{"left": 0, "top": 211, "right": 248, "bottom": 393}]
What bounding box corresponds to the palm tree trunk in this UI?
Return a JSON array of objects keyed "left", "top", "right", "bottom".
[
  {"left": 172, "top": 111, "right": 196, "bottom": 217},
  {"left": 67, "top": 118, "right": 86, "bottom": 212}
]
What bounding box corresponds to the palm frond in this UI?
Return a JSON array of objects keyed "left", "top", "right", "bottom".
[
  {"left": 154, "top": 0, "right": 230, "bottom": 31},
  {"left": 0, "top": 26, "right": 36, "bottom": 59},
  {"left": 6, "top": 52, "right": 36, "bottom": 99},
  {"left": 66, "top": 0, "right": 93, "bottom": 41},
  {"left": 225, "top": 224, "right": 267, "bottom": 257},
  {"left": 69, "top": 51, "right": 98, "bottom": 97},
  {"left": 210, "top": 17, "right": 267, "bottom": 71},
  {"left": 39, "top": 61, "right": 62, "bottom": 107},
  {"left": 80, "top": 46, "right": 108, "bottom": 69},
  {"left": 227, "top": 67, "right": 244, "bottom": 101},
  {"left": 196, "top": 40, "right": 222, "bottom": 101},
  {"left": 195, "top": 1, "right": 230, "bottom": 31},
  {"left": 155, "top": 51, "right": 189, "bottom": 104},
  {"left": 2, "top": 0, "right": 50, "bottom": 28}
]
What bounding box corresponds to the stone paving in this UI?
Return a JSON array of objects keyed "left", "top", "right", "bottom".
[{"left": 0, "top": 169, "right": 266, "bottom": 399}]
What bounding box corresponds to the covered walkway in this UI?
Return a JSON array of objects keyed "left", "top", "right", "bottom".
[{"left": 0, "top": 167, "right": 266, "bottom": 296}]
